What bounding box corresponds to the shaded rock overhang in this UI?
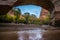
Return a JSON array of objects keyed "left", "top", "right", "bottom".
[
  {"left": 0, "top": 0, "right": 54, "bottom": 15},
  {"left": 0, "top": 5, "right": 13, "bottom": 15}
]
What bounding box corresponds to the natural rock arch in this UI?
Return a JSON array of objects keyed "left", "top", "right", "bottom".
[
  {"left": 0, "top": 0, "right": 54, "bottom": 15},
  {"left": 13, "top": 0, "right": 54, "bottom": 12}
]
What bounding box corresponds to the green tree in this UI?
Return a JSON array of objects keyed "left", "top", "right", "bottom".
[
  {"left": 31, "top": 14, "right": 37, "bottom": 18},
  {"left": 33, "top": 18, "right": 41, "bottom": 24},
  {"left": 0, "top": 15, "right": 6, "bottom": 23},
  {"left": 23, "top": 12, "right": 30, "bottom": 24},
  {"left": 19, "top": 17, "right": 26, "bottom": 23},
  {"left": 0, "top": 14, "right": 13, "bottom": 23},
  {"left": 29, "top": 14, "right": 37, "bottom": 24},
  {"left": 13, "top": 8, "right": 21, "bottom": 23}
]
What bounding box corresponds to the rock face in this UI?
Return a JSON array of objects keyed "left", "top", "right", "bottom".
[
  {"left": 0, "top": 5, "right": 13, "bottom": 15},
  {"left": 40, "top": 8, "right": 49, "bottom": 20},
  {"left": 51, "top": 0, "right": 60, "bottom": 26},
  {"left": 52, "top": 0, "right": 60, "bottom": 11},
  {"left": 0, "top": 0, "right": 17, "bottom": 5}
]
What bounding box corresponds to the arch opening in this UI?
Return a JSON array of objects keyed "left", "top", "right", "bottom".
[
  {"left": 0, "top": 4, "right": 51, "bottom": 25},
  {"left": 0, "top": 0, "right": 55, "bottom": 25}
]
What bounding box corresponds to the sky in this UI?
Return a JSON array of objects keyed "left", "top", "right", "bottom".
[{"left": 16, "top": 5, "right": 42, "bottom": 18}]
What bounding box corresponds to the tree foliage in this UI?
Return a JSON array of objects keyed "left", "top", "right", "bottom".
[
  {"left": 23, "top": 12, "right": 30, "bottom": 24},
  {"left": 13, "top": 8, "right": 21, "bottom": 23},
  {"left": 0, "top": 14, "right": 13, "bottom": 23}
]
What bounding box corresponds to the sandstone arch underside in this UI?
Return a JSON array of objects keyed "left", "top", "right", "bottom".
[{"left": 0, "top": 0, "right": 54, "bottom": 15}]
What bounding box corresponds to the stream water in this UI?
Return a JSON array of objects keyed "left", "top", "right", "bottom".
[{"left": 17, "top": 29, "right": 45, "bottom": 40}]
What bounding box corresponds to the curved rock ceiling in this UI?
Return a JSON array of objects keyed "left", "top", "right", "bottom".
[
  {"left": 0, "top": 0, "right": 59, "bottom": 15},
  {"left": 13, "top": 0, "right": 54, "bottom": 12}
]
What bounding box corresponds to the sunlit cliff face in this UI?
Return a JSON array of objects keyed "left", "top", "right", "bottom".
[
  {"left": 8, "top": 10, "right": 15, "bottom": 17},
  {"left": 40, "top": 8, "right": 50, "bottom": 20}
]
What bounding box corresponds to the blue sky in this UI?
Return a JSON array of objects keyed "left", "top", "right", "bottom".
[{"left": 16, "top": 5, "right": 42, "bottom": 18}]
